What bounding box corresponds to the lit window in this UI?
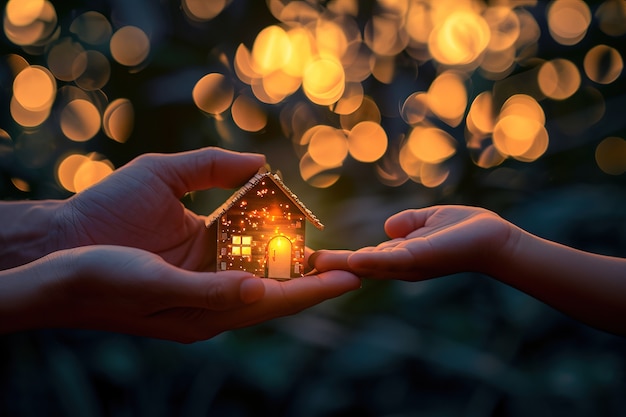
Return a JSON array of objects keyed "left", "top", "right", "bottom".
[{"left": 231, "top": 235, "right": 252, "bottom": 256}]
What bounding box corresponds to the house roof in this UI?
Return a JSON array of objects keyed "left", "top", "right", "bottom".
[{"left": 205, "top": 167, "right": 324, "bottom": 230}]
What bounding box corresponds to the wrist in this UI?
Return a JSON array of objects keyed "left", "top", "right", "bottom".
[
  {"left": 0, "top": 249, "right": 76, "bottom": 333},
  {"left": 483, "top": 219, "right": 525, "bottom": 280},
  {"left": 0, "top": 200, "right": 66, "bottom": 269}
]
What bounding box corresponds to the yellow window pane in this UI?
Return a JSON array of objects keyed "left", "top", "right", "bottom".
[
  {"left": 242, "top": 246, "right": 251, "bottom": 256},
  {"left": 242, "top": 236, "right": 252, "bottom": 245},
  {"left": 232, "top": 246, "right": 241, "bottom": 256},
  {"left": 232, "top": 236, "right": 241, "bottom": 245}
]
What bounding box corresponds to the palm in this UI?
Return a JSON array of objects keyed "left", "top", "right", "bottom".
[
  {"left": 312, "top": 206, "right": 512, "bottom": 281},
  {"left": 62, "top": 245, "right": 360, "bottom": 343}
]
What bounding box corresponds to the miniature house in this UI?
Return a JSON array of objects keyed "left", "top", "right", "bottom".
[{"left": 205, "top": 167, "right": 324, "bottom": 279}]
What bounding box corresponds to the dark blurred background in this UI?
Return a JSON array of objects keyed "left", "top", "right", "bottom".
[{"left": 2, "top": 0, "right": 626, "bottom": 416}]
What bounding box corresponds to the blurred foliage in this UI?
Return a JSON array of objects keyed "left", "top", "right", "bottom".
[{"left": 2, "top": 0, "right": 626, "bottom": 416}]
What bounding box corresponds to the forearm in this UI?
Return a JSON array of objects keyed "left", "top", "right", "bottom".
[
  {"left": 0, "top": 200, "right": 65, "bottom": 269},
  {"left": 489, "top": 225, "right": 626, "bottom": 335},
  {"left": 0, "top": 252, "right": 68, "bottom": 333}
]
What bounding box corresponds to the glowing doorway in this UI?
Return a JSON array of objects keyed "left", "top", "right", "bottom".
[{"left": 267, "top": 236, "right": 292, "bottom": 278}]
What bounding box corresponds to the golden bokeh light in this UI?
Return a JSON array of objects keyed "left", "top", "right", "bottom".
[
  {"left": 595, "top": 0, "right": 626, "bottom": 37},
  {"left": 375, "top": 145, "right": 409, "bottom": 187},
  {"left": 538, "top": 58, "right": 581, "bottom": 100},
  {"left": 192, "top": 73, "right": 234, "bottom": 115},
  {"left": 2, "top": 0, "right": 624, "bottom": 194},
  {"left": 182, "top": 0, "right": 228, "bottom": 22},
  {"left": 332, "top": 82, "right": 364, "bottom": 115},
  {"left": 299, "top": 152, "right": 341, "bottom": 188},
  {"left": 11, "top": 177, "right": 30, "bottom": 192},
  {"left": 47, "top": 37, "right": 86, "bottom": 82},
  {"left": 251, "top": 25, "right": 291, "bottom": 76},
  {"left": 399, "top": 141, "right": 423, "bottom": 183},
  {"left": 492, "top": 94, "right": 548, "bottom": 162},
  {"left": 347, "top": 121, "right": 388, "bottom": 163},
  {"left": 110, "top": 26, "right": 150, "bottom": 67},
  {"left": 480, "top": 46, "right": 516, "bottom": 79},
  {"left": 428, "top": 10, "right": 491, "bottom": 66},
  {"left": 69, "top": 11, "right": 112, "bottom": 45},
  {"left": 103, "top": 98, "right": 134, "bottom": 143},
  {"left": 364, "top": 14, "right": 409, "bottom": 57},
  {"left": 467, "top": 91, "right": 495, "bottom": 135},
  {"left": 73, "top": 50, "right": 110, "bottom": 91},
  {"left": 73, "top": 158, "right": 114, "bottom": 193},
  {"left": 406, "top": 1, "right": 433, "bottom": 45},
  {"left": 583, "top": 45, "right": 623, "bottom": 85},
  {"left": 340, "top": 96, "right": 381, "bottom": 131},
  {"left": 596, "top": 137, "right": 626, "bottom": 175},
  {"left": 60, "top": 99, "right": 101, "bottom": 142},
  {"left": 315, "top": 17, "right": 351, "bottom": 60},
  {"left": 406, "top": 126, "right": 457, "bottom": 164},
  {"left": 484, "top": 6, "right": 521, "bottom": 52},
  {"left": 253, "top": 70, "right": 300, "bottom": 104},
  {"left": 547, "top": 0, "right": 591, "bottom": 46},
  {"left": 283, "top": 27, "right": 314, "bottom": 78},
  {"left": 499, "top": 94, "right": 545, "bottom": 125},
  {"left": 427, "top": 71, "right": 467, "bottom": 127},
  {"left": 5, "top": 0, "right": 45, "bottom": 27},
  {"left": 10, "top": 95, "right": 50, "bottom": 127},
  {"left": 231, "top": 95, "right": 268, "bottom": 132},
  {"left": 302, "top": 57, "right": 345, "bottom": 106},
  {"left": 234, "top": 44, "right": 259, "bottom": 85},
  {"left": 57, "top": 153, "right": 90, "bottom": 193},
  {"left": 420, "top": 163, "right": 450, "bottom": 188},
  {"left": 401, "top": 92, "right": 428, "bottom": 126},
  {"left": 493, "top": 115, "right": 547, "bottom": 161},
  {"left": 3, "top": 0, "right": 57, "bottom": 47},
  {"left": 307, "top": 125, "right": 349, "bottom": 167},
  {"left": 12, "top": 65, "right": 55, "bottom": 111}
]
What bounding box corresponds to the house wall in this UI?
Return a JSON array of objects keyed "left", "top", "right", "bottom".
[{"left": 215, "top": 180, "right": 306, "bottom": 278}]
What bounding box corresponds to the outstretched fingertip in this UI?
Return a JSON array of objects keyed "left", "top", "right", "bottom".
[
  {"left": 239, "top": 277, "right": 265, "bottom": 304},
  {"left": 318, "top": 270, "right": 362, "bottom": 291}
]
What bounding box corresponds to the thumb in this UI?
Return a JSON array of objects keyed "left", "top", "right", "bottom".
[{"left": 143, "top": 147, "right": 266, "bottom": 197}]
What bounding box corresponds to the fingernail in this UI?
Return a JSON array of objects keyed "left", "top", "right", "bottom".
[{"left": 308, "top": 251, "right": 321, "bottom": 268}]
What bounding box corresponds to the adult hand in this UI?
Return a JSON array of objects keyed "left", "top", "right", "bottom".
[
  {"left": 310, "top": 206, "right": 515, "bottom": 281},
  {"left": 0, "top": 245, "right": 360, "bottom": 343},
  {"left": 55, "top": 147, "right": 265, "bottom": 271}
]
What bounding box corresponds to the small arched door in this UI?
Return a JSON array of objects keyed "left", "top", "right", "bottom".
[{"left": 267, "top": 236, "right": 292, "bottom": 278}]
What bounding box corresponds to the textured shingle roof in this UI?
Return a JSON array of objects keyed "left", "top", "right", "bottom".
[{"left": 205, "top": 167, "right": 324, "bottom": 230}]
